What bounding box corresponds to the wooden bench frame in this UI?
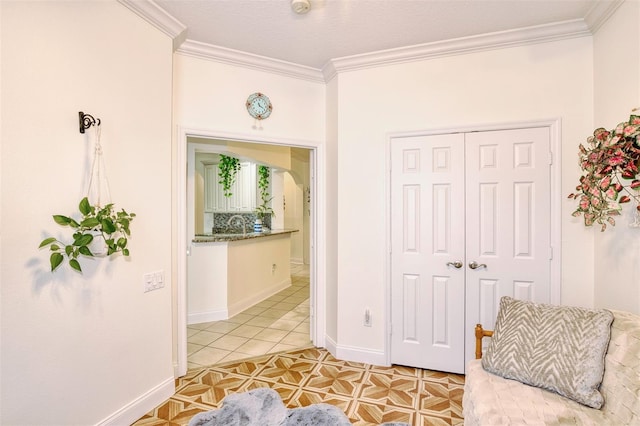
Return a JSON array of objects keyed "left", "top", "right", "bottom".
[{"left": 474, "top": 324, "right": 493, "bottom": 359}]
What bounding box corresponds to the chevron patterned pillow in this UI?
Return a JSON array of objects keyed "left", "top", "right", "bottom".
[{"left": 481, "top": 296, "right": 614, "bottom": 409}]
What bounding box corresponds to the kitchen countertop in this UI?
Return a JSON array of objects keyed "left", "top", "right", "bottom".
[{"left": 192, "top": 229, "right": 298, "bottom": 243}]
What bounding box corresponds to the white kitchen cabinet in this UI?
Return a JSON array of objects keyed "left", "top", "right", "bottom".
[
  {"left": 228, "top": 162, "right": 256, "bottom": 211},
  {"left": 204, "top": 164, "right": 218, "bottom": 212},
  {"left": 204, "top": 162, "right": 256, "bottom": 212}
]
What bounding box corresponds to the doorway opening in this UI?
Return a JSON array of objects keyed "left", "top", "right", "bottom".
[{"left": 175, "top": 128, "right": 324, "bottom": 377}]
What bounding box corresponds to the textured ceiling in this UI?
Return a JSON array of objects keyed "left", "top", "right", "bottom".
[{"left": 153, "top": 0, "right": 615, "bottom": 69}]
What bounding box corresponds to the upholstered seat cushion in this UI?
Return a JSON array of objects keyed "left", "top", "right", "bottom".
[
  {"left": 463, "top": 309, "right": 640, "bottom": 426},
  {"left": 463, "top": 359, "right": 610, "bottom": 425}
]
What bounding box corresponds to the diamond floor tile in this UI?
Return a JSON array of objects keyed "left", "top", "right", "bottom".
[{"left": 133, "top": 347, "right": 465, "bottom": 426}]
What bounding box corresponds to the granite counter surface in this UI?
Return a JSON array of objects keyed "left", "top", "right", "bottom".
[{"left": 193, "top": 229, "right": 298, "bottom": 243}]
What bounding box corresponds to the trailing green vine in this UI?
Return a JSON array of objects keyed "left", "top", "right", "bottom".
[
  {"left": 255, "top": 165, "right": 274, "bottom": 220},
  {"left": 257, "top": 165, "right": 270, "bottom": 203},
  {"left": 39, "top": 197, "right": 135, "bottom": 272},
  {"left": 218, "top": 154, "right": 241, "bottom": 197}
]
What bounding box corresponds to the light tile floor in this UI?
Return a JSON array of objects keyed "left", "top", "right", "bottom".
[{"left": 187, "top": 263, "right": 311, "bottom": 369}]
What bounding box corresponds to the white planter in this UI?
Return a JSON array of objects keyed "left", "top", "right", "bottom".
[{"left": 88, "top": 231, "right": 108, "bottom": 257}]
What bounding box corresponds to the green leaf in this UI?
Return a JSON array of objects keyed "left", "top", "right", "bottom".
[
  {"left": 39, "top": 237, "right": 57, "bottom": 248},
  {"left": 65, "top": 245, "right": 73, "bottom": 256},
  {"left": 68, "top": 218, "right": 80, "bottom": 228},
  {"left": 78, "top": 246, "right": 93, "bottom": 257},
  {"left": 73, "top": 233, "right": 94, "bottom": 246},
  {"left": 50, "top": 252, "right": 64, "bottom": 271},
  {"left": 79, "top": 197, "right": 91, "bottom": 215},
  {"left": 69, "top": 259, "right": 82, "bottom": 272},
  {"left": 50, "top": 244, "right": 60, "bottom": 251},
  {"left": 101, "top": 218, "right": 116, "bottom": 234},
  {"left": 80, "top": 217, "right": 100, "bottom": 228},
  {"left": 53, "top": 215, "right": 71, "bottom": 225},
  {"left": 122, "top": 248, "right": 130, "bottom": 256},
  {"left": 117, "top": 237, "right": 127, "bottom": 248}
]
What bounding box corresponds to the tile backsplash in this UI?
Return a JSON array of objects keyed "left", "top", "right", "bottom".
[{"left": 204, "top": 212, "right": 271, "bottom": 233}]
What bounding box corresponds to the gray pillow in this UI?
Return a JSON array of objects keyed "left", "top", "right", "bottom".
[{"left": 482, "top": 296, "right": 614, "bottom": 409}]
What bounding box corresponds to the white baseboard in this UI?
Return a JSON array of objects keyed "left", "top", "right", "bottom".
[
  {"left": 188, "top": 308, "right": 228, "bottom": 325},
  {"left": 228, "top": 278, "right": 291, "bottom": 317},
  {"left": 96, "top": 376, "right": 174, "bottom": 426},
  {"left": 324, "top": 335, "right": 337, "bottom": 359},
  {"left": 335, "top": 343, "right": 388, "bottom": 367}
]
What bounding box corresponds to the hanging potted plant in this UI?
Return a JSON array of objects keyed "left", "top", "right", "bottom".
[
  {"left": 39, "top": 197, "right": 135, "bottom": 272},
  {"left": 568, "top": 111, "right": 640, "bottom": 231},
  {"left": 218, "top": 154, "right": 241, "bottom": 197},
  {"left": 38, "top": 119, "right": 135, "bottom": 272},
  {"left": 254, "top": 165, "right": 274, "bottom": 232}
]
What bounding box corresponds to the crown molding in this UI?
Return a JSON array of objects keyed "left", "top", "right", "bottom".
[
  {"left": 117, "top": 0, "right": 187, "bottom": 50},
  {"left": 119, "top": 0, "right": 619, "bottom": 83},
  {"left": 323, "top": 19, "right": 591, "bottom": 80},
  {"left": 177, "top": 40, "right": 325, "bottom": 83},
  {"left": 584, "top": 0, "right": 625, "bottom": 33},
  {"left": 178, "top": 19, "right": 591, "bottom": 84}
]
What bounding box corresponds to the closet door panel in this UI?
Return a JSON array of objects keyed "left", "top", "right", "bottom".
[
  {"left": 464, "top": 127, "right": 551, "bottom": 366},
  {"left": 390, "top": 134, "right": 466, "bottom": 374}
]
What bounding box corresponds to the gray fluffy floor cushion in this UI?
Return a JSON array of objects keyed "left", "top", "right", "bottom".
[{"left": 188, "top": 388, "right": 410, "bottom": 426}]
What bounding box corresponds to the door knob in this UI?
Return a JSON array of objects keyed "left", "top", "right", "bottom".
[
  {"left": 446, "top": 261, "right": 463, "bottom": 269},
  {"left": 469, "top": 261, "right": 487, "bottom": 270}
]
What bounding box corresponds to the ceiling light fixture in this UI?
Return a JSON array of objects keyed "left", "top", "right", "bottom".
[{"left": 291, "top": 0, "right": 310, "bottom": 14}]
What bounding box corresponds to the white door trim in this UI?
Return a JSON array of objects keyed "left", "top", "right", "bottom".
[
  {"left": 384, "top": 118, "right": 562, "bottom": 367},
  {"left": 174, "top": 126, "right": 326, "bottom": 377}
]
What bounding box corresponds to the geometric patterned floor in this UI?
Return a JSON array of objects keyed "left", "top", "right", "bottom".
[{"left": 133, "top": 347, "right": 465, "bottom": 425}]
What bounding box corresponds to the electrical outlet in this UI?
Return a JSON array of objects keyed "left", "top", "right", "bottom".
[{"left": 364, "top": 308, "right": 372, "bottom": 327}]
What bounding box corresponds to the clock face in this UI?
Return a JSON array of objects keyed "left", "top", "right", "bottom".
[{"left": 246, "top": 93, "right": 272, "bottom": 120}]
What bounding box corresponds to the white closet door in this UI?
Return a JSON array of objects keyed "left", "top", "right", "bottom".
[
  {"left": 390, "top": 127, "right": 552, "bottom": 374},
  {"left": 463, "top": 128, "right": 551, "bottom": 367},
  {"left": 390, "top": 133, "right": 466, "bottom": 374}
]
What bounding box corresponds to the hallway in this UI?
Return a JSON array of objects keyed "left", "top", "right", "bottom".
[{"left": 187, "top": 264, "right": 311, "bottom": 369}]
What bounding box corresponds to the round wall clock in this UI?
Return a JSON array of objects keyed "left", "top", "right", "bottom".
[{"left": 246, "top": 92, "right": 272, "bottom": 120}]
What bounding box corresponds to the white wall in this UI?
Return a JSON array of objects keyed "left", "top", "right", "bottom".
[
  {"left": 291, "top": 148, "right": 311, "bottom": 264},
  {"left": 334, "top": 37, "right": 595, "bottom": 356},
  {"left": 173, "top": 54, "right": 325, "bottom": 140},
  {"left": 227, "top": 235, "right": 292, "bottom": 313},
  {"left": 172, "top": 53, "right": 328, "bottom": 347},
  {"left": 593, "top": 0, "right": 640, "bottom": 314},
  {"left": 284, "top": 172, "right": 304, "bottom": 263},
  {"left": 1, "top": 2, "right": 174, "bottom": 424},
  {"left": 324, "top": 76, "right": 339, "bottom": 348},
  {"left": 188, "top": 242, "right": 228, "bottom": 323}
]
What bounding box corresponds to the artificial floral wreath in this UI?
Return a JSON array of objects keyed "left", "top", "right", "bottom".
[{"left": 568, "top": 112, "right": 640, "bottom": 231}]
